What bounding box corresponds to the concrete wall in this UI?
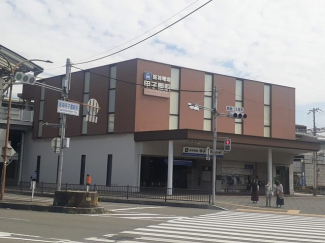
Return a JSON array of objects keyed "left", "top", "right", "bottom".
[{"left": 22, "top": 132, "right": 139, "bottom": 186}]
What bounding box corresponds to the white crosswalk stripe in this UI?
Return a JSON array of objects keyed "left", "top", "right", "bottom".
[
  {"left": 84, "top": 212, "right": 186, "bottom": 221},
  {"left": 111, "top": 211, "right": 325, "bottom": 243}
]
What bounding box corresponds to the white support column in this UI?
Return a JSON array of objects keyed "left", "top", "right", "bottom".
[
  {"left": 289, "top": 163, "right": 294, "bottom": 195},
  {"left": 167, "top": 140, "right": 174, "bottom": 196},
  {"left": 268, "top": 148, "right": 273, "bottom": 185}
]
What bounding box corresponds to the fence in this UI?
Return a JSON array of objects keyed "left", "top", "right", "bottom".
[{"left": 8, "top": 182, "right": 211, "bottom": 203}]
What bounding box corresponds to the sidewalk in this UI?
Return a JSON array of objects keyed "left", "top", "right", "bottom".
[{"left": 1, "top": 189, "right": 324, "bottom": 216}]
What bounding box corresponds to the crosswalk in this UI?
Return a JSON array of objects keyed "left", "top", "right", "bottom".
[
  {"left": 87, "top": 211, "right": 325, "bottom": 243},
  {"left": 84, "top": 212, "right": 186, "bottom": 222}
]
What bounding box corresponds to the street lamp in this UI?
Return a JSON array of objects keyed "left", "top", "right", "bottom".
[{"left": 0, "top": 59, "right": 53, "bottom": 201}]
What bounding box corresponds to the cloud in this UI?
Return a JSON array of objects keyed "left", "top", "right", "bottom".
[{"left": 1, "top": 0, "right": 325, "bottom": 128}]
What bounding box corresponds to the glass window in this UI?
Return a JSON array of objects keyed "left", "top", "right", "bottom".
[
  {"left": 204, "top": 74, "right": 212, "bottom": 96},
  {"left": 264, "top": 127, "right": 270, "bottom": 137},
  {"left": 83, "top": 93, "right": 89, "bottom": 115},
  {"left": 169, "top": 115, "right": 178, "bottom": 130},
  {"left": 236, "top": 80, "right": 243, "bottom": 101},
  {"left": 170, "top": 68, "right": 180, "bottom": 90},
  {"left": 264, "top": 106, "right": 271, "bottom": 126},
  {"left": 204, "top": 97, "right": 212, "bottom": 119},
  {"left": 169, "top": 92, "right": 179, "bottom": 115},
  {"left": 38, "top": 121, "right": 43, "bottom": 137},
  {"left": 235, "top": 123, "right": 242, "bottom": 134},
  {"left": 110, "top": 66, "right": 116, "bottom": 89},
  {"left": 203, "top": 120, "right": 212, "bottom": 131},
  {"left": 108, "top": 114, "right": 115, "bottom": 133},
  {"left": 264, "top": 85, "right": 270, "bottom": 105},
  {"left": 39, "top": 101, "right": 44, "bottom": 120},
  {"left": 109, "top": 89, "right": 116, "bottom": 113},
  {"left": 84, "top": 72, "right": 90, "bottom": 93},
  {"left": 82, "top": 117, "right": 87, "bottom": 134}
]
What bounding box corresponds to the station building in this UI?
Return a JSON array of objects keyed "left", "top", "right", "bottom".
[{"left": 19, "top": 58, "right": 320, "bottom": 194}]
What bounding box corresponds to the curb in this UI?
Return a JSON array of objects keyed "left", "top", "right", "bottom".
[
  {"left": 98, "top": 197, "right": 225, "bottom": 210},
  {"left": 0, "top": 202, "right": 105, "bottom": 214}
]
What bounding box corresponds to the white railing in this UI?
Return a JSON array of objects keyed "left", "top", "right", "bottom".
[{"left": 0, "top": 107, "right": 33, "bottom": 123}]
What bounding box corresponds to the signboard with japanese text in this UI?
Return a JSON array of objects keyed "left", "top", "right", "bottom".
[
  {"left": 143, "top": 72, "right": 171, "bottom": 98},
  {"left": 226, "top": 106, "right": 244, "bottom": 112},
  {"left": 182, "top": 147, "right": 224, "bottom": 158},
  {"left": 57, "top": 100, "right": 80, "bottom": 116}
]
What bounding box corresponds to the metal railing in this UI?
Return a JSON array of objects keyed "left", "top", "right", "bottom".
[
  {"left": 7, "top": 182, "right": 211, "bottom": 203},
  {"left": 294, "top": 186, "right": 325, "bottom": 195}
]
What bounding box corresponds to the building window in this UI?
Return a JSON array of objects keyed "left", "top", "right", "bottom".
[
  {"left": 108, "top": 66, "right": 116, "bottom": 133},
  {"left": 169, "top": 68, "right": 180, "bottom": 130},
  {"left": 80, "top": 155, "right": 86, "bottom": 185},
  {"left": 37, "top": 85, "right": 45, "bottom": 138},
  {"left": 82, "top": 72, "right": 90, "bottom": 135},
  {"left": 204, "top": 74, "right": 213, "bottom": 131},
  {"left": 264, "top": 85, "right": 271, "bottom": 137},
  {"left": 235, "top": 80, "right": 243, "bottom": 134}
]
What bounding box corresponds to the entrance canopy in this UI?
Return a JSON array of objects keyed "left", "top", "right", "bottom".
[{"left": 135, "top": 129, "right": 320, "bottom": 154}]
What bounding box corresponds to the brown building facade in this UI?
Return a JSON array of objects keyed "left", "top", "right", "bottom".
[{"left": 20, "top": 58, "right": 319, "bottom": 194}]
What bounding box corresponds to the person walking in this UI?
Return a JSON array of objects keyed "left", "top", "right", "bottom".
[
  {"left": 251, "top": 179, "right": 259, "bottom": 203},
  {"left": 30, "top": 171, "right": 37, "bottom": 190},
  {"left": 265, "top": 182, "right": 273, "bottom": 207},
  {"left": 275, "top": 180, "right": 284, "bottom": 208}
]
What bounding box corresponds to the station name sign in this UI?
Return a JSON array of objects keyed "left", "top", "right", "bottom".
[
  {"left": 57, "top": 100, "right": 80, "bottom": 116},
  {"left": 143, "top": 72, "right": 171, "bottom": 98}
]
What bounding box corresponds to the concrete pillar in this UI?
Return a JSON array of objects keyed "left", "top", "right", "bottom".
[
  {"left": 289, "top": 163, "right": 294, "bottom": 195},
  {"left": 267, "top": 148, "right": 273, "bottom": 185},
  {"left": 167, "top": 140, "right": 173, "bottom": 195}
]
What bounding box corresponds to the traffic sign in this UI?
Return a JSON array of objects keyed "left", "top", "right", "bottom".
[
  {"left": 57, "top": 100, "right": 80, "bottom": 116},
  {"left": 51, "top": 137, "right": 61, "bottom": 154},
  {"left": 226, "top": 106, "right": 244, "bottom": 112}
]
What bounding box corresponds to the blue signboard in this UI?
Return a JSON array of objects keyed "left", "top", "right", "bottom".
[{"left": 144, "top": 72, "right": 152, "bottom": 81}]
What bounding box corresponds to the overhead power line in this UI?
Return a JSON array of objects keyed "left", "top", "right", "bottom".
[{"left": 73, "top": 0, "right": 214, "bottom": 66}]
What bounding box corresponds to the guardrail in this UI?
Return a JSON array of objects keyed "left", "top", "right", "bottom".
[{"left": 8, "top": 182, "right": 211, "bottom": 203}]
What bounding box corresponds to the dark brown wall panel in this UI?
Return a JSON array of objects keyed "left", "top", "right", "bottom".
[
  {"left": 243, "top": 80, "right": 264, "bottom": 136},
  {"left": 134, "top": 60, "right": 171, "bottom": 132},
  {"left": 66, "top": 71, "right": 84, "bottom": 137},
  {"left": 271, "top": 85, "right": 295, "bottom": 139},
  {"left": 179, "top": 68, "right": 205, "bottom": 129},
  {"left": 214, "top": 74, "right": 236, "bottom": 133},
  {"left": 87, "top": 66, "right": 109, "bottom": 135},
  {"left": 114, "top": 60, "right": 137, "bottom": 133},
  {"left": 42, "top": 76, "right": 62, "bottom": 138}
]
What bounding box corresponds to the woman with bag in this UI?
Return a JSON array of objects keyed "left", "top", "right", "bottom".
[
  {"left": 265, "top": 182, "right": 273, "bottom": 207},
  {"left": 275, "top": 180, "right": 284, "bottom": 208}
]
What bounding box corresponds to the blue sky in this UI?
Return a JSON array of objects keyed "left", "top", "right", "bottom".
[{"left": 1, "top": 0, "right": 324, "bottom": 130}]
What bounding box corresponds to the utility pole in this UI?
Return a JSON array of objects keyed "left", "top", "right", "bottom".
[
  {"left": 56, "top": 58, "right": 71, "bottom": 191},
  {"left": 211, "top": 86, "right": 218, "bottom": 205},
  {"left": 308, "top": 108, "right": 322, "bottom": 196}
]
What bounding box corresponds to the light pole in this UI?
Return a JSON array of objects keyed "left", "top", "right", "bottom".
[
  {"left": 188, "top": 86, "right": 218, "bottom": 205},
  {"left": 0, "top": 59, "right": 52, "bottom": 201}
]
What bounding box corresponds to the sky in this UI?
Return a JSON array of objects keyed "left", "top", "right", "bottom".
[{"left": 1, "top": 0, "right": 325, "bottom": 131}]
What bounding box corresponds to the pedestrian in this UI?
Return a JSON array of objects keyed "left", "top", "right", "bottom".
[
  {"left": 251, "top": 179, "right": 259, "bottom": 203},
  {"left": 275, "top": 180, "right": 284, "bottom": 208},
  {"left": 246, "top": 176, "right": 251, "bottom": 194},
  {"left": 265, "top": 182, "right": 273, "bottom": 207},
  {"left": 232, "top": 175, "right": 237, "bottom": 192},
  {"left": 30, "top": 171, "right": 37, "bottom": 189}
]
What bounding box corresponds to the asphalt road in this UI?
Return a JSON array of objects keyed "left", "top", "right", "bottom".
[{"left": 0, "top": 201, "right": 217, "bottom": 243}]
